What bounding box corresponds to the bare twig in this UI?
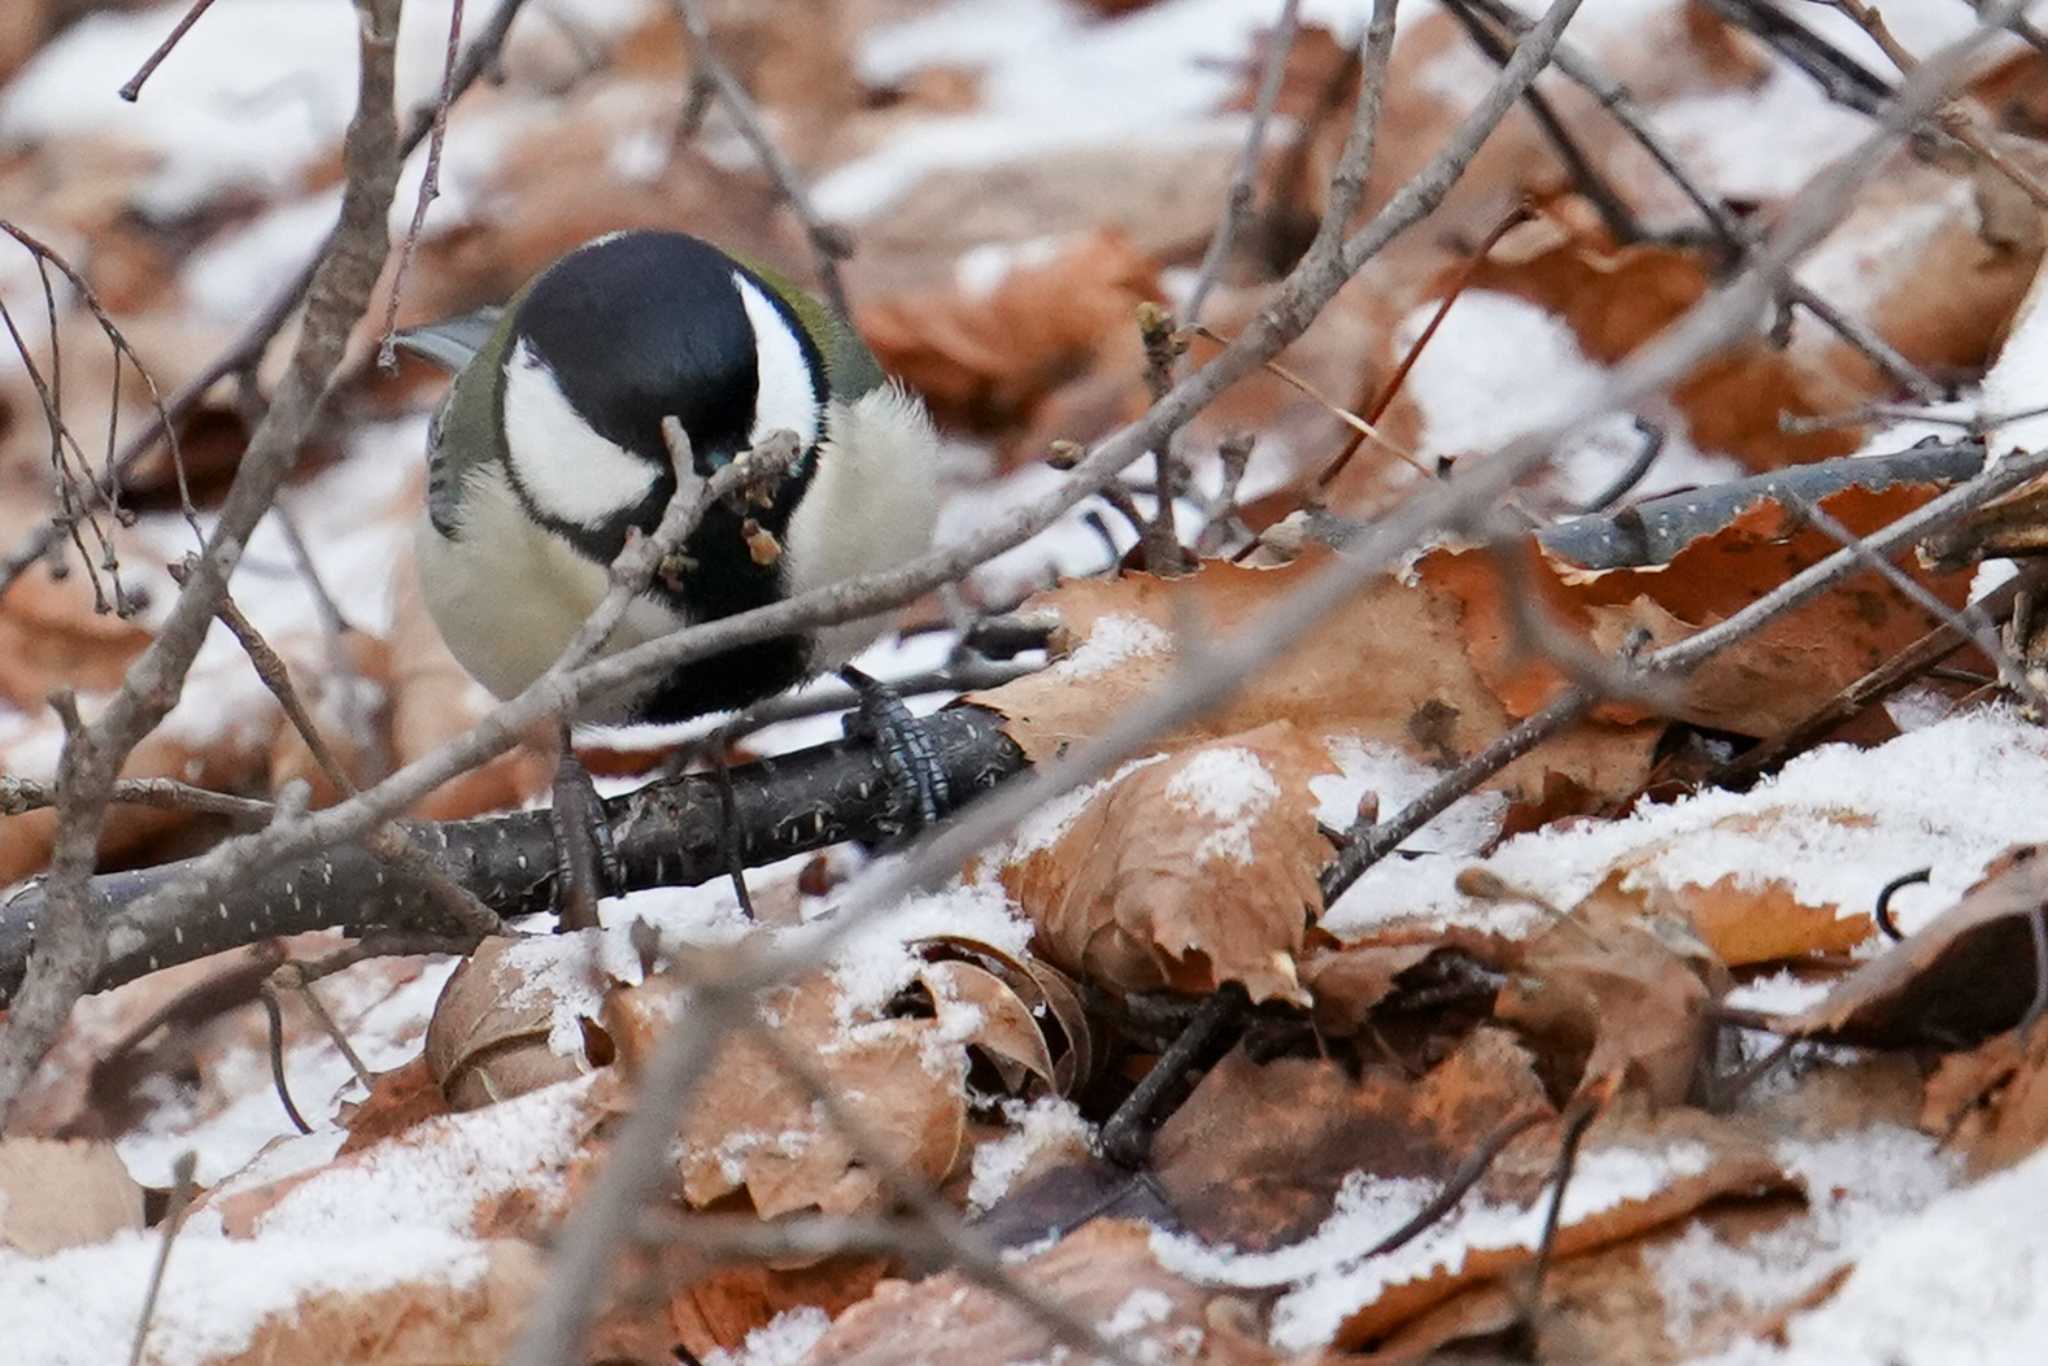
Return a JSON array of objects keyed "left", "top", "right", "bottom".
[
  {"left": 118, "top": 0, "right": 222, "bottom": 101},
  {"left": 257, "top": 985, "right": 314, "bottom": 1135},
  {"left": 127, "top": 1151, "right": 197, "bottom": 1366},
  {"left": 0, "top": 0, "right": 406, "bottom": 1130},
  {"left": 377, "top": 0, "right": 467, "bottom": 369},
  {"left": 1711, "top": 561, "right": 2048, "bottom": 785},
  {"left": 672, "top": 0, "right": 852, "bottom": 318},
  {"left": 272, "top": 961, "right": 372, "bottom": 1090},
  {"left": 1314, "top": 198, "right": 1533, "bottom": 492},
  {"left": 0, "top": 775, "right": 272, "bottom": 822},
  {"left": 0, "top": 0, "right": 536, "bottom": 607},
  {"left": 1791, "top": 492, "right": 2043, "bottom": 706},
  {"left": 1186, "top": 0, "right": 1302, "bottom": 324}
]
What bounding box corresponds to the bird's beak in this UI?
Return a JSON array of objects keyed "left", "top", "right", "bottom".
[{"left": 390, "top": 305, "right": 504, "bottom": 372}]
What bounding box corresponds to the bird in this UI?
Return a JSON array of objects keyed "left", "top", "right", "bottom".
[{"left": 395, "top": 229, "right": 945, "bottom": 918}]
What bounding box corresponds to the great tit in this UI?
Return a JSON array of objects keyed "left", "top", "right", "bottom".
[
  {"left": 397, "top": 230, "right": 946, "bottom": 918},
  {"left": 399, "top": 228, "right": 941, "bottom": 727}
]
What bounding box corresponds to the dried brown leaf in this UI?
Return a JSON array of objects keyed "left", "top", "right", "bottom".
[
  {"left": 1154, "top": 1027, "right": 1554, "bottom": 1249},
  {"left": 424, "top": 934, "right": 601, "bottom": 1111},
  {"left": 1000, "top": 723, "right": 1334, "bottom": 1004},
  {"left": 607, "top": 972, "right": 967, "bottom": 1220},
  {"left": 0, "top": 1137, "right": 144, "bottom": 1254},
  {"left": 804, "top": 1219, "right": 1261, "bottom": 1365}
]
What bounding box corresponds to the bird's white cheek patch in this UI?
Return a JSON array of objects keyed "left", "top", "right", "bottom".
[
  {"left": 502, "top": 337, "right": 659, "bottom": 527},
  {"left": 733, "top": 272, "right": 821, "bottom": 452}
]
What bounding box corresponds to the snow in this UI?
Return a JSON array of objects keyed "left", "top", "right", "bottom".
[
  {"left": 1391, "top": 292, "right": 1742, "bottom": 508},
  {"left": 1699, "top": 1139, "right": 2048, "bottom": 1366},
  {"left": 705, "top": 1305, "right": 832, "bottom": 1366},
  {"left": 1979, "top": 260, "right": 2048, "bottom": 462},
  {"left": 1646, "top": 64, "right": 1874, "bottom": 206},
  {"left": 248, "top": 1072, "right": 600, "bottom": 1240},
  {"left": 0, "top": 1226, "right": 493, "bottom": 1366},
  {"left": 1310, "top": 734, "right": 1506, "bottom": 856},
  {"left": 1326, "top": 706, "right": 2048, "bottom": 944},
  {"left": 816, "top": 880, "right": 1036, "bottom": 1020},
  {"left": 0, "top": 0, "right": 655, "bottom": 219},
  {"left": 1651, "top": 1126, "right": 1959, "bottom": 1352},
  {"left": 116, "top": 958, "right": 458, "bottom": 1187},
  {"left": 1056, "top": 614, "right": 1172, "bottom": 681},
  {"left": 1151, "top": 1142, "right": 1714, "bottom": 1353},
  {"left": 967, "top": 1095, "right": 1093, "bottom": 1212},
  {"left": 1165, "top": 745, "right": 1278, "bottom": 867}
]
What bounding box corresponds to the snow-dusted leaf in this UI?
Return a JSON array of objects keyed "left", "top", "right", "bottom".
[{"left": 1000, "top": 723, "right": 1334, "bottom": 1004}]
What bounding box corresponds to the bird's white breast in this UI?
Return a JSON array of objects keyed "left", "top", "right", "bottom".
[
  {"left": 414, "top": 462, "right": 685, "bottom": 713},
  {"left": 782, "top": 384, "right": 942, "bottom": 668}
]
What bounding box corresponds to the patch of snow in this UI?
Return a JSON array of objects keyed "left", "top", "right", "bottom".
[
  {"left": 1165, "top": 745, "right": 1278, "bottom": 866},
  {"left": 1981, "top": 263, "right": 2048, "bottom": 462},
  {"left": 1325, "top": 706, "right": 2048, "bottom": 944},
  {"left": 116, "top": 958, "right": 457, "bottom": 1186},
  {"left": 816, "top": 880, "right": 1035, "bottom": 1020},
  {"left": 1056, "top": 615, "right": 1173, "bottom": 681},
  {"left": 1652, "top": 1125, "right": 1959, "bottom": 1351},
  {"left": 1392, "top": 292, "right": 1742, "bottom": 503},
  {"left": 1696, "top": 1134, "right": 2048, "bottom": 1366},
  {"left": 705, "top": 1305, "right": 832, "bottom": 1366},
  {"left": 1311, "top": 735, "right": 1506, "bottom": 856},
  {"left": 967, "top": 1096, "right": 1093, "bottom": 1212},
  {"left": 1152, "top": 1142, "right": 1713, "bottom": 1353},
  {"left": 1647, "top": 63, "right": 1872, "bottom": 205},
  {"left": 0, "top": 1226, "right": 491, "bottom": 1366},
  {"left": 252, "top": 1072, "right": 601, "bottom": 1239}
]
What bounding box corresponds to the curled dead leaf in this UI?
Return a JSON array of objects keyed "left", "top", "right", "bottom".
[{"left": 425, "top": 935, "right": 606, "bottom": 1111}]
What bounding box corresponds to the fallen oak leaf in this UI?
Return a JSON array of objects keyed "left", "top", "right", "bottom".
[
  {"left": 996, "top": 722, "right": 1335, "bottom": 1005},
  {"left": 605, "top": 970, "right": 968, "bottom": 1221},
  {"left": 1152, "top": 1026, "right": 1555, "bottom": 1250}
]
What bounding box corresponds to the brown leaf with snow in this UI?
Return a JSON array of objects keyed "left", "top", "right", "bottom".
[
  {"left": 425, "top": 934, "right": 605, "bottom": 1111},
  {"left": 1000, "top": 723, "right": 1334, "bottom": 1005},
  {"left": 607, "top": 971, "right": 967, "bottom": 1220},
  {"left": 804, "top": 1219, "right": 1250, "bottom": 1366},
  {"left": 1154, "top": 1027, "right": 1553, "bottom": 1250},
  {"left": 1327, "top": 1095, "right": 1792, "bottom": 1348}
]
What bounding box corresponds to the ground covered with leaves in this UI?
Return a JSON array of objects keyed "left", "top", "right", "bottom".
[{"left": 9, "top": 0, "right": 2048, "bottom": 1362}]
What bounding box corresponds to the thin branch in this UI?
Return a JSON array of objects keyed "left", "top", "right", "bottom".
[
  {"left": 118, "top": 0, "right": 222, "bottom": 101},
  {"left": 1186, "top": 0, "right": 1302, "bottom": 324},
  {"left": 0, "top": 0, "right": 406, "bottom": 1130},
  {"left": 127, "top": 1151, "right": 196, "bottom": 1366},
  {"left": 1710, "top": 561, "right": 2048, "bottom": 786},
  {"left": 1792, "top": 492, "right": 2042, "bottom": 706},
  {"left": 377, "top": 0, "right": 465, "bottom": 370},
  {"left": 0, "top": 0, "right": 537, "bottom": 607},
  {"left": 672, "top": 0, "right": 852, "bottom": 318},
  {"left": 0, "top": 775, "right": 272, "bottom": 822}
]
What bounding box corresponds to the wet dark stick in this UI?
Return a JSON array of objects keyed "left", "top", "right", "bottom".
[{"left": 1100, "top": 985, "right": 1246, "bottom": 1168}]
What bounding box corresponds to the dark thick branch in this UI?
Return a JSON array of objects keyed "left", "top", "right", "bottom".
[{"left": 0, "top": 706, "right": 1026, "bottom": 1006}]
